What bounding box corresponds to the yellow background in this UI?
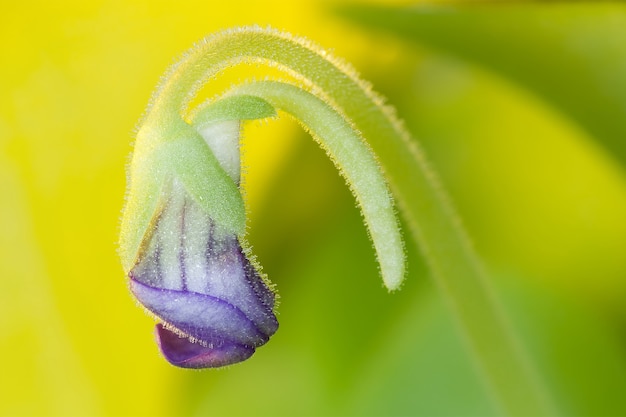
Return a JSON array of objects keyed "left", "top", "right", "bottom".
[{"left": 3, "top": 1, "right": 626, "bottom": 416}]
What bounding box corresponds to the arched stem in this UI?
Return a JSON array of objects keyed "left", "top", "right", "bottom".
[{"left": 135, "top": 27, "right": 556, "bottom": 416}]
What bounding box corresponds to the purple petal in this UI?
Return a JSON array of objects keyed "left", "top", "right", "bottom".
[
  {"left": 130, "top": 277, "right": 272, "bottom": 346},
  {"left": 155, "top": 324, "right": 255, "bottom": 368}
]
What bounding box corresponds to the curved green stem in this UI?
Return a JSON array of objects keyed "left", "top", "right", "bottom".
[{"left": 139, "top": 27, "right": 555, "bottom": 416}]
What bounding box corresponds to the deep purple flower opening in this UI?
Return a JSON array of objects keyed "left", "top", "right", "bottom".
[{"left": 155, "top": 324, "right": 256, "bottom": 368}]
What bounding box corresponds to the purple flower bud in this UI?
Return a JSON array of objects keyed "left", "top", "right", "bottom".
[{"left": 129, "top": 180, "right": 278, "bottom": 368}]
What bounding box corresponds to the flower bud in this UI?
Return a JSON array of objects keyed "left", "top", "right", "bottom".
[{"left": 126, "top": 120, "right": 277, "bottom": 368}]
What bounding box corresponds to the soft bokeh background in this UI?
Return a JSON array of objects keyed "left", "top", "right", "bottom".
[{"left": 2, "top": 1, "right": 626, "bottom": 416}]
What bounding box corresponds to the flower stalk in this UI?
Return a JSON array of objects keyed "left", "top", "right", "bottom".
[{"left": 120, "top": 26, "right": 555, "bottom": 416}]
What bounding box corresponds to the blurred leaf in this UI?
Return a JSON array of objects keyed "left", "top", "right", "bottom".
[
  {"left": 347, "top": 272, "right": 626, "bottom": 417},
  {"left": 338, "top": 2, "right": 626, "bottom": 170},
  {"left": 500, "top": 275, "right": 626, "bottom": 417}
]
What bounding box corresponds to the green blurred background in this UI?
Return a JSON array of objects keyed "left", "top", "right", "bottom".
[{"left": 2, "top": 1, "right": 626, "bottom": 416}]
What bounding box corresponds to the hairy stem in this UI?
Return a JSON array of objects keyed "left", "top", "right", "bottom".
[{"left": 147, "top": 27, "right": 555, "bottom": 416}]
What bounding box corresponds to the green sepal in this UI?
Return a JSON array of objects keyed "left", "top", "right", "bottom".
[
  {"left": 119, "top": 123, "right": 245, "bottom": 272},
  {"left": 119, "top": 150, "right": 167, "bottom": 273},
  {"left": 191, "top": 95, "right": 276, "bottom": 127},
  {"left": 163, "top": 132, "right": 246, "bottom": 236}
]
